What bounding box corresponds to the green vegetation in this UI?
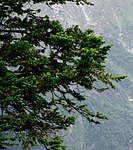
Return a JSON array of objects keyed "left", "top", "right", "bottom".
[{"left": 0, "top": 0, "right": 126, "bottom": 150}]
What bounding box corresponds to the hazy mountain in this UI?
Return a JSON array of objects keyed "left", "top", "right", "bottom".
[{"left": 35, "top": 1, "right": 133, "bottom": 150}]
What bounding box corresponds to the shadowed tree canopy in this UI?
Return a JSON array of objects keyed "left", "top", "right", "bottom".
[{"left": 0, "top": 0, "right": 126, "bottom": 149}]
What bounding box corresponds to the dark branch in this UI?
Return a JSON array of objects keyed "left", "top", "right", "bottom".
[{"left": 0, "top": 29, "right": 31, "bottom": 35}]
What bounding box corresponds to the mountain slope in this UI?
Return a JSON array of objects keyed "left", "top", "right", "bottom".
[{"left": 39, "top": 1, "right": 133, "bottom": 150}]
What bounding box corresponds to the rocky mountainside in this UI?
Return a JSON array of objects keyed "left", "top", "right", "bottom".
[
  {"left": 8, "top": 0, "right": 133, "bottom": 150},
  {"left": 36, "top": 1, "right": 133, "bottom": 150}
]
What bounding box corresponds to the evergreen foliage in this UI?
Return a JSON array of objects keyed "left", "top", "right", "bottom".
[{"left": 0, "top": 0, "right": 125, "bottom": 149}]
